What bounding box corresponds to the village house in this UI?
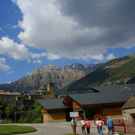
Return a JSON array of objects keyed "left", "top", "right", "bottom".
[
  {"left": 28, "top": 82, "right": 55, "bottom": 100},
  {"left": 0, "top": 90, "right": 24, "bottom": 107},
  {"left": 122, "top": 94, "right": 135, "bottom": 122},
  {"left": 38, "top": 84, "right": 135, "bottom": 122},
  {"left": 121, "top": 94, "right": 135, "bottom": 134}
]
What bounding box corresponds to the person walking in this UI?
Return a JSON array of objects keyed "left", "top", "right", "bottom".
[
  {"left": 95, "top": 119, "right": 100, "bottom": 134},
  {"left": 80, "top": 119, "right": 85, "bottom": 134},
  {"left": 85, "top": 118, "right": 91, "bottom": 134},
  {"left": 96, "top": 118, "right": 104, "bottom": 135},
  {"left": 107, "top": 116, "right": 114, "bottom": 135},
  {"left": 70, "top": 118, "right": 77, "bottom": 134}
]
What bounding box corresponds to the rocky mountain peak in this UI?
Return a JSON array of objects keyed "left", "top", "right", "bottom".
[{"left": 32, "top": 65, "right": 62, "bottom": 75}]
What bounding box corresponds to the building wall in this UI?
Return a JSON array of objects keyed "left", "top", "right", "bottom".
[
  {"left": 42, "top": 109, "right": 66, "bottom": 122},
  {"left": 42, "top": 90, "right": 55, "bottom": 99},
  {"left": 72, "top": 101, "right": 83, "bottom": 120},
  {"left": 102, "top": 108, "right": 122, "bottom": 118},
  {"left": 123, "top": 108, "right": 135, "bottom": 122}
]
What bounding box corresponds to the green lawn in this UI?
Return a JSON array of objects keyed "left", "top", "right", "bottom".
[
  {"left": 63, "top": 134, "right": 79, "bottom": 135},
  {"left": 0, "top": 125, "right": 37, "bottom": 135}
]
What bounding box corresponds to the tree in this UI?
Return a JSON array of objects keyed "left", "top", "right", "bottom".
[
  {"left": 33, "top": 101, "right": 42, "bottom": 123},
  {"left": 5, "top": 105, "right": 15, "bottom": 119}
]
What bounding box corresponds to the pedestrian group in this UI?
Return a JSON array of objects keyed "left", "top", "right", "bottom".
[{"left": 71, "top": 116, "right": 114, "bottom": 135}]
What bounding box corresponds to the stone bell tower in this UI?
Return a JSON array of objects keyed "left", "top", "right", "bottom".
[
  {"left": 47, "top": 82, "right": 54, "bottom": 92},
  {"left": 42, "top": 82, "right": 55, "bottom": 99}
]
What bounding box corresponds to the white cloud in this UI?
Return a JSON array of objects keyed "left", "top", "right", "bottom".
[
  {"left": 0, "top": 37, "right": 29, "bottom": 60},
  {"left": 30, "top": 52, "right": 62, "bottom": 60},
  {"left": 6, "top": 82, "right": 12, "bottom": 84},
  {"left": 10, "top": 0, "right": 135, "bottom": 62},
  {"left": 33, "top": 59, "right": 42, "bottom": 64},
  {"left": 0, "top": 36, "right": 63, "bottom": 63},
  {"left": 93, "top": 55, "right": 104, "bottom": 61},
  {"left": 0, "top": 57, "right": 12, "bottom": 72},
  {"left": 27, "top": 71, "right": 31, "bottom": 75},
  {"left": 12, "top": 0, "right": 107, "bottom": 61},
  {"left": 12, "top": 25, "right": 18, "bottom": 29},
  {"left": 106, "top": 53, "right": 115, "bottom": 60},
  {"left": 7, "top": 71, "right": 14, "bottom": 74}
]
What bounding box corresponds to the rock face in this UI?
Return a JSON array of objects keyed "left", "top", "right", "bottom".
[{"left": 0, "top": 63, "right": 102, "bottom": 93}]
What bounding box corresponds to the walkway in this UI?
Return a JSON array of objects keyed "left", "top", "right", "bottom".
[{"left": 15, "top": 122, "right": 107, "bottom": 135}]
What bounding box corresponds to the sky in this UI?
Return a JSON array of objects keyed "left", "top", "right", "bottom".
[{"left": 0, "top": 0, "right": 135, "bottom": 84}]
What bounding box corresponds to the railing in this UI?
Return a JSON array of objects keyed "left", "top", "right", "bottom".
[
  {"left": 114, "top": 123, "right": 126, "bottom": 134},
  {"left": 113, "top": 119, "right": 135, "bottom": 134}
]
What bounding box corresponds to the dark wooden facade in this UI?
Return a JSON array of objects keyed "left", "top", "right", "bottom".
[
  {"left": 39, "top": 84, "right": 135, "bottom": 122},
  {"left": 62, "top": 95, "right": 124, "bottom": 121}
]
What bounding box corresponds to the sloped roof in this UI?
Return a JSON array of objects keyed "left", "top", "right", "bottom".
[
  {"left": 37, "top": 98, "right": 66, "bottom": 110},
  {"left": 0, "top": 91, "right": 22, "bottom": 96},
  {"left": 68, "top": 84, "right": 135, "bottom": 105},
  {"left": 122, "top": 95, "right": 135, "bottom": 109}
]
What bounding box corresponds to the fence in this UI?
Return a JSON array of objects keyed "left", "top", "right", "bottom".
[{"left": 114, "top": 119, "right": 135, "bottom": 134}]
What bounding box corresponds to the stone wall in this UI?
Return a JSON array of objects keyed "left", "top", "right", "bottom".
[
  {"left": 125, "top": 123, "right": 135, "bottom": 134},
  {"left": 122, "top": 108, "right": 135, "bottom": 122}
]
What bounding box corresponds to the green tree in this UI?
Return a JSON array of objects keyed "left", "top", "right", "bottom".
[
  {"left": 33, "top": 101, "right": 42, "bottom": 123},
  {"left": 5, "top": 104, "right": 15, "bottom": 119}
]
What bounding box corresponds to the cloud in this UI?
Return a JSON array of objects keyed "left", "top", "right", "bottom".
[
  {"left": 12, "top": 0, "right": 135, "bottom": 61},
  {"left": 30, "top": 52, "right": 62, "bottom": 60},
  {"left": 33, "top": 59, "right": 42, "bottom": 64},
  {"left": 6, "top": 82, "right": 12, "bottom": 84},
  {"left": 106, "top": 53, "right": 115, "bottom": 60},
  {"left": 7, "top": 71, "right": 14, "bottom": 74},
  {"left": 12, "top": 25, "right": 18, "bottom": 29},
  {"left": 0, "top": 57, "right": 12, "bottom": 72},
  {"left": 0, "top": 36, "right": 63, "bottom": 62},
  {"left": 0, "top": 37, "right": 29, "bottom": 60},
  {"left": 0, "top": 27, "right": 2, "bottom": 31},
  {"left": 27, "top": 71, "right": 31, "bottom": 75}
]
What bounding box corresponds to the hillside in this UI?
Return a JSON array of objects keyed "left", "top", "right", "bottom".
[
  {"left": 67, "top": 54, "right": 135, "bottom": 93},
  {"left": 0, "top": 63, "right": 102, "bottom": 93}
]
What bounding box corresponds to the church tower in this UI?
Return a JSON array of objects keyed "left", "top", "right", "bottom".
[{"left": 47, "top": 82, "right": 54, "bottom": 92}]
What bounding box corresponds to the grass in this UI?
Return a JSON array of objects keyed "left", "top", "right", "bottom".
[
  {"left": 63, "top": 134, "right": 79, "bottom": 135},
  {"left": 0, "top": 125, "right": 37, "bottom": 135}
]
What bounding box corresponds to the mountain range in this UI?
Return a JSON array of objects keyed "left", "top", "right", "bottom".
[
  {"left": 0, "top": 63, "right": 102, "bottom": 93},
  {"left": 67, "top": 54, "right": 135, "bottom": 93},
  {"left": 1, "top": 53, "right": 135, "bottom": 96}
]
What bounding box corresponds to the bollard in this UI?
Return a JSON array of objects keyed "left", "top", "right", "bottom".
[{"left": 73, "top": 124, "right": 76, "bottom": 135}]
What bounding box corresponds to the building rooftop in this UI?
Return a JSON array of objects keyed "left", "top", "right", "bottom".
[
  {"left": 37, "top": 98, "right": 66, "bottom": 110},
  {"left": 67, "top": 84, "right": 135, "bottom": 105},
  {"left": 0, "top": 91, "right": 22, "bottom": 96},
  {"left": 122, "top": 94, "right": 135, "bottom": 109}
]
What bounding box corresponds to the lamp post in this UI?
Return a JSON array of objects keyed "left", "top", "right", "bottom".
[
  {"left": 31, "top": 111, "right": 33, "bottom": 122},
  {"left": 117, "top": 74, "right": 130, "bottom": 101},
  {"left": 15, "top": 112, "right": 16, "bottom": 123},
  {"left": 0, "top": 110, "right": 2, "bottom": 124}
]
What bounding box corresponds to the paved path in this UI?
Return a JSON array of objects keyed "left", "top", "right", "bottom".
[{"left": 9, "top": 122, "right": 108, "bottom": 135}]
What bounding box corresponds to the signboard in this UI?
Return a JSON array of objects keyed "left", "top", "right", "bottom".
[{"left": 70, "top": 112, "right": 79, "bottom": 117}]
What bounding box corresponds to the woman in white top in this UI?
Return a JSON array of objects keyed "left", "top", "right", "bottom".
[
  {"left": 96, "top": 118, "right": 104, "bottom": 135},
  {"left": 80, "top": 119, "right": 85, "bottom": 134}
]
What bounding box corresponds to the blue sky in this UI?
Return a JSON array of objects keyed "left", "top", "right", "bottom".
[{"left": 0, "top": 0, "right": 135, "bottom": 84}]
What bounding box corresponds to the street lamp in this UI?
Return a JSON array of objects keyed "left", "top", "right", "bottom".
[
  {"left": 117, "top": 74, "right": 131, "bottom": 101},
  {"left": 31, "top": 111, "right": 33, "bottom": 122},
  {"left": 15, "top": 112, "right": 17, "bottom": 123},
  {"left": 0, "top": 110, "right": 2, "bottom": 124}
]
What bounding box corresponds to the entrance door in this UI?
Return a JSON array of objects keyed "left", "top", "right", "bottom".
[{"left": 85, "top": 110, "right": 95, "bottom": 120}]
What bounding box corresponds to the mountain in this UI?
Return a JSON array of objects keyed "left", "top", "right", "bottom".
[
  {"left": 67, "top": 54, "right": 135, "bottom": 93},
  {"left": 0, "top": 63, "right": 102, "bottom": 93}
]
